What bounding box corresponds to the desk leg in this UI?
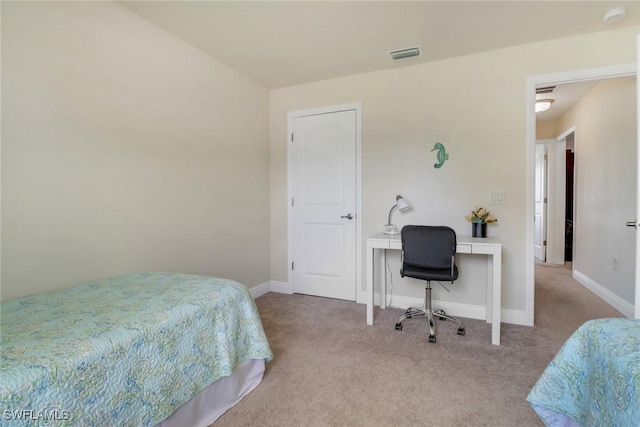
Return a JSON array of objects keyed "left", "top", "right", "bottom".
[
  {"left": 486, "top": 257, "right": 493, "bottom": 324},
  {"left": 491, "top": 251, "right": 502, "bottom": 346},
  {"left": 381, "top": 250, "right": 387, "bottom": 309},
  {"left": 366, "top": 242, "right": 374, "bottom": 325}
]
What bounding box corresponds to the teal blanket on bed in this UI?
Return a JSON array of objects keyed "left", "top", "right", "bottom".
[
  {"left": 0, "top": 272, "right": 272, "bottom": 426},
  {"left": 527, "top": 318, "right": 640, "bottom": 427}
]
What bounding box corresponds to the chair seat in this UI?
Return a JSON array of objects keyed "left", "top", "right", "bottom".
[{"left": 401, "top": 264, "right": 458, "bottom": 282}]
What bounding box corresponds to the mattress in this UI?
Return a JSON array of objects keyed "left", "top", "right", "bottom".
[
  {"left": 527, "top": 318, "right": 640, "bottom": 427},
  {"left": 0, "top": 272, "right": 272, "bottom": 426}
]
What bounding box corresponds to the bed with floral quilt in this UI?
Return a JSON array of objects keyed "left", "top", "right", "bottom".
[
  {"left": 0, "top": 271, "right": 273, "bottom": 426},
  {"left": 527, "top": 318, "right": 640, "bottom": 427}
]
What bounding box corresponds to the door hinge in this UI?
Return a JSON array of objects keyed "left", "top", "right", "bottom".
[
  {"left": 543, "top": 240, "right": 547, "bottom": 246},
  {"left": 291, "top": 262, "right": 294, "bottom": 270},
  {"left": 291, "top": 133, "right": 294, "bottom": 142},
  {"left": 544, "top": 197, "right": 548, "bottom": 203},
  {"left": 291, "top": 198, "right": 294, "bottom": 207}
]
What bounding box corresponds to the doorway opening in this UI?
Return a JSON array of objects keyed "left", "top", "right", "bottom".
[
  {"left": 563, "top": 133, "right": 574, "bottom": 263},
  {"left": 526, "top": 64, "right": 637, "bottom": 327}
]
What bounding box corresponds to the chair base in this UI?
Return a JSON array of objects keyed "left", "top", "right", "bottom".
[{"left": 394, "top": 283, "right": 465, "bottom": 343}]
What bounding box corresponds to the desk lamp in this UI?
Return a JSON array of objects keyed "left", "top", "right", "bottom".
[{"left": 383, "top": 195, "right": 411, "bottom": 234}]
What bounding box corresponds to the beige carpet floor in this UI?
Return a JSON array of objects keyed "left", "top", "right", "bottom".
[{"left": 214, "top": 262, "right": 624, "bottom": 426}]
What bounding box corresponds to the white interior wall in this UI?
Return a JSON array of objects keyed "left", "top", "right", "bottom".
[
  {"left": 1, "top": 2, "right": 271, "bottom": 300},
  {"left": 558, "top": 77, "right": 637, "bottom": 307},
  {"left": 1, "top": 2, "right": 638, "bottom": 317},
  {"left": 270, "top": 27, "right": 638, "bottom": 323}
]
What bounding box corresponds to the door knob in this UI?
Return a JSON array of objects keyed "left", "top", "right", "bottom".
[
  {"left": 626, "top": 220, "right": 637, "bottom": 228},
  {"left": 341, "top": 213, "right": 354, "bottom": 220}
]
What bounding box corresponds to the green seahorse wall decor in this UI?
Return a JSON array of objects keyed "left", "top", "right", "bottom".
[{"left": 431, "top": 142, "right": 449, "bottom": 168}]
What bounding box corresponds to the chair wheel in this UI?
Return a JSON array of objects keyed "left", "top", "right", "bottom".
[
  {"left": 428, "top": 335, "right": 436, "bottom": 343},
  {"left": 457, "top": 327, "right": 465, "bottom": 336},
  {"left": 395, "top": 323, "right": 403, "bottom": 331}
]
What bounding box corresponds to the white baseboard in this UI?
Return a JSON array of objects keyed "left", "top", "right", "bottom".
[
  {"left": 358, "top": 291, "right": 528, "bottom": 326},
  {"left": 249, "top": 280, "right": 292, "bottom": 299},
  {"left": 386, "top": 294, "right": 487, "bottom": 320},
  {"left": 248, "top": 281, "right": 272, "bottom": 299},
  {"left": 255, "top": 284, "right": 530, "bottom": 326},
  {"left": 501, "top": 308, "right": 529, "bottom": 326},
  {"left": 269, "top": 280, "right": 293, "bottom": 294},
  {"left": 572, "top": 270, "right": 634, "bottom": 318}
]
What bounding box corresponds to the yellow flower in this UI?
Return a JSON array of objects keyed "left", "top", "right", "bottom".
[{"left": 465, "top": 207, "right": 497, "bottom": 224}]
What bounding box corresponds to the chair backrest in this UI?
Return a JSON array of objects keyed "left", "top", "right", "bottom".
[{"left": 401, "top": 225, "right": 457, "bottom": 270}]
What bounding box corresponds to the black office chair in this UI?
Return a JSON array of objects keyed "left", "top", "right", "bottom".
[{"left": 394, "top": 225, "right": 465, "bottom": 343}]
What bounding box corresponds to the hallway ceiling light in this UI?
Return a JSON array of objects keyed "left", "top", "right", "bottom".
[{"left": 535, "top": 99, "right": 554, "bottom": 113}]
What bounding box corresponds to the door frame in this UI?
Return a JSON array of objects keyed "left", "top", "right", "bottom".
[
  {"left": 526, "top": 63, "right": 637, "bottom": 326},
  {"left": 287, "top": 102, "right": 362, "bottom": 299}
]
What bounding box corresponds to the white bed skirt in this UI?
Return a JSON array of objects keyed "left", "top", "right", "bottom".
[
  {"left": 157, "top": 358, "right": 266, "bottom": 427},
  {"left": 530, "top": 406, "right": 581, "bottom": 427}
]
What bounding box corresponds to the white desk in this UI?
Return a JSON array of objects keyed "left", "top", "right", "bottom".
[{"left": 366, "top": 232, "right": 502, "bottom": 345}]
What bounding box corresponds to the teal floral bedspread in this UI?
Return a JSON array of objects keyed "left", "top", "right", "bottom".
[
  {"left": 527, "top": 318, "right": 640, "bottom": 427},
  {"left": 0, "top": 272, "right": 272, "bottom": 426}
]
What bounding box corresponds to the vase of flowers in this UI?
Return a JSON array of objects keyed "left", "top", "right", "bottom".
[{"left": 465, "top": 207, "right": 497, "bottom": 238}]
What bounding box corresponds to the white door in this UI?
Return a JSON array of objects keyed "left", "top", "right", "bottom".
[
  {"left": 545, "top": 135, "right": 567, "bottom": 265},
  {"left": 534, "top": 143, "right": 547, "bottom": 261},
  {"left": 291, "top": 110, "right": 357, "bottom": 300}
]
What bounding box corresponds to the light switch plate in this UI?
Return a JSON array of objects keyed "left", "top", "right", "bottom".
[{"left": 490, "top": 191, "right": 505, "bottom": 205}]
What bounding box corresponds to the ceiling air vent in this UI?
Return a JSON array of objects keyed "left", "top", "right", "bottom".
[
  {"left": 389, "top": 46, "right": 421, "bottom": 60},
  {"left": 536, "top": 86, "right": 556, "bottom": 94}
]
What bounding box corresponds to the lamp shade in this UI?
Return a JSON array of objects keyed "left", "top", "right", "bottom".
[{"left": 396, "top": 196, "right": 410, "bottom": 211}]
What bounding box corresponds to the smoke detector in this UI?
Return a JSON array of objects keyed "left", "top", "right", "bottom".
[{"left": 602, "top": 7, "right": 627, "bottom": 24}]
